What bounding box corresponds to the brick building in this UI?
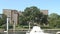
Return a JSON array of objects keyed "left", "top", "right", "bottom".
[
  {"left": 41, "top": 10, "right": 48, "bottom": 15},
  {"left": 3, "top": 9, "right": 19, "bottom": 25}
]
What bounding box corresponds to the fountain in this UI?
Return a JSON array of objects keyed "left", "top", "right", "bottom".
[
  {"left": 30, "top": 26, "right": 44, "bottom": 34},
  {"left": 26, "top": 26, "right": 49, "bottom": 34}
]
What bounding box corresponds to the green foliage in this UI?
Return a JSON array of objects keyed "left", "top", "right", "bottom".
[
  {"left": 41, "top": 15, "right": 48, "bottom": 25},
  {"left": 19, "top": 6, "right": 48, "bottom": 26},
  {"left": 0, "top": 14, "right": 7, "bottom": 26},
  {"left": 49, "top": 13, "right": 60, "bottom": 28}
]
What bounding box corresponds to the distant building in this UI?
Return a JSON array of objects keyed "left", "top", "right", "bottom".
[
  {"left": 3, "top": 9, "right": 19, "bottom": 25},
  {"left": 41, "top": 10, "right": 48, "bottom": 15}
]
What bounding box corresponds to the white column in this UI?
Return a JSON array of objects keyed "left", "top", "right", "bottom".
[{"left": 7, "top": 18, "right": 8, "bottom": 34}]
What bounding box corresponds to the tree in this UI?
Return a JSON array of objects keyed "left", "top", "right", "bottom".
[
  {"left": 19, "top": 14, "right": 28, "bottom": 25},
  {"left": 49, "top": 13, "right": 60, "bottom": 28},
  {"left": 0, "top": 14, "right": 7, "bottom": 26},
  {"left": 19, "top": 6, "right": 48, "bottom": 26},
  {"left": 41, "top": 15, "right": 48, "bottom": 25}
]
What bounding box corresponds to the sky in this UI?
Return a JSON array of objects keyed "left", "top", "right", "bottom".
[{"left": 0, "top": 0, "right": 60, "bottom": 15}]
